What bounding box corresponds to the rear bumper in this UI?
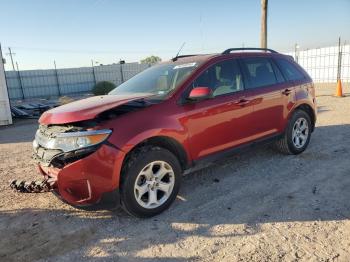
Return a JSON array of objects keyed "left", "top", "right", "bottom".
[{"left": 38, "top": 144, "right": 125, "bottom": 206}]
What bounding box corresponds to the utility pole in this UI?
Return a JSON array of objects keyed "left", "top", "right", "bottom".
[
  {"left": 260, "top": 0, "right": 268, "bottom": 49},
  {"left": 294, "top": 43, "right": 299, "bottom": 63},
  {"left": 119, "top": 59, "right": 125, "bottom": 84},
  {"left": 91, "top": 59, "right": 97, "bottom": 85},
  {"left": 15, "top": 62, "right": 24, "bottom": 99},
  {"left": 337, "top": 37, "right": 342, "bottom": 82},
  {"left": 7, "top": 47, "right": 16, "bottom": 71},
  {"left": 54, "top": 60, "right": 61, "bottom": 96}
]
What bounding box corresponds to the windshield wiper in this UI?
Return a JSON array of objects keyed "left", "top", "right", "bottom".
[{"left": 126, "top": 98, "right": 156, "bottom": 107}]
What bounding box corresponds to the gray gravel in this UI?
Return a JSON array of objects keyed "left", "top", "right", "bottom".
[{"left": 0, "top": 86, "right": 350, "bottom": 261}]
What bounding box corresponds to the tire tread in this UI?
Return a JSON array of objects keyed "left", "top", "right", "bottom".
[
  {"left": 120, "top": 145, "right": 181, "bottom": 218},
  {"left": 275, "top": 109, "right": 311, "bottom": 155}
]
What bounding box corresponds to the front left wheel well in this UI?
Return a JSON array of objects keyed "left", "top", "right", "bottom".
[{"left": 121, "top": 136, "right": 189, "bottom": 180}]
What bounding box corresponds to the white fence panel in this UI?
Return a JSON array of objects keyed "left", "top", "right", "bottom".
[
  {"left": 5, "top": 62, "right": 150, "bottom": 100},
  {"left": 286, "top": 44, "right": 350, "bottom": 83}
]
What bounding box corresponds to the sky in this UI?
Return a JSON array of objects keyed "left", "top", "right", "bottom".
[{"left": 0, "top": 0, "right": 349, "bottom": 70}]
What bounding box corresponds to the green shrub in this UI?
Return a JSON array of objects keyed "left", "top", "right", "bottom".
[{"left": 92, "top": 81, "right": 116, "bottom": 95}]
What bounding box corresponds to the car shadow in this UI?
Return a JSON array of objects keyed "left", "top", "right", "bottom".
[{"left": 0, "top": 124, "right": 349, "bottom": 261}]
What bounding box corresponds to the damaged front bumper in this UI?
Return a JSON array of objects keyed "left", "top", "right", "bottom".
[{"left": 33, "top": 125, "right": 125, "bottom": 206}]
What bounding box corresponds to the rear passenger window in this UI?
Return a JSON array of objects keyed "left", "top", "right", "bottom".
[
  {"left": 271, "top": 61, "right": 285, "bottom": 83},
  {"left": 241, "top": 58, "right": 277, "bottom": 89},
  {"left": 275, "top": 58, "right": 305, "bottom": 81}
]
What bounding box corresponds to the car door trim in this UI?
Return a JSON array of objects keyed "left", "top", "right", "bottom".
[{"left": 188, "top": 132, "right": 283, "bottom": 169}]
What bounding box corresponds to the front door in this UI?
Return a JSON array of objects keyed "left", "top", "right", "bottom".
[{"left": 181, "top": 59, "right": 255, "bottom": 160}]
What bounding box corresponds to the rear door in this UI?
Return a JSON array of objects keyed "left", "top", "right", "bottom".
[
  {"left": 274, "top": 56, "right": 312, "bottom": 108},
  {"left": 181, "top": 58, "right": 256, "bottom": 160},
  {"left": 239, "top": 56, "right": 294, "bottom": 138}
]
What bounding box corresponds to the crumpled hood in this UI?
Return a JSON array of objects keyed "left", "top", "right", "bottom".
[{"left": 39, "top": 94, "right": 152, "bottom": 125}]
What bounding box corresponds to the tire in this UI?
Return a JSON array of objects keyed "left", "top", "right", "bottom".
[
  {"left": 120, "top": 146, "right": 182, "bottom": 218},
  {"left": 275, "top": 109, "right": 312, "bottom": 155}
]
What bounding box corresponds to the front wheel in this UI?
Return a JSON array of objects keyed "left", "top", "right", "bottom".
[
  {"left": 275, "top": 110, "right": 312, "bottom": 155},
  {"left": 120, "top": 146, "right": 181, "bottom": 218}
]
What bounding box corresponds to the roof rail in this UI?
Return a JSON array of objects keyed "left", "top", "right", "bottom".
[{"left": 222, "top": 48, "right": 278, "bottom": 54}]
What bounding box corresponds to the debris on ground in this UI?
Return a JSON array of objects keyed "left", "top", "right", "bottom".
[
  {"left": 11, "top": 102, "right": 57, "bottom": 119},
  {"left": 9, "top": 179, "right": 51, "bottom": 193}
]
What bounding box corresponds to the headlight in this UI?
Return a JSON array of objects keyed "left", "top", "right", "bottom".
[{"left": 34, "top": 129, "right": 112, "bottom": 152}]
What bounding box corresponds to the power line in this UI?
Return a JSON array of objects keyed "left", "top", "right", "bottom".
[
  {"left": 3, "top": 46, "right": 176, "bottom": 54},
  {"left": 1, "top": 45, "right": 228, "bottom": 55}
]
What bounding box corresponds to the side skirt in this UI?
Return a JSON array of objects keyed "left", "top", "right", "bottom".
[{"left": 184, "top": 133, "right": 283, "bottom": 175}]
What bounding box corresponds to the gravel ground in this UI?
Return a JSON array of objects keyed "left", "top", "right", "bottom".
[{"left": 0, "top": 86, "right": 349, "bottom": 262}]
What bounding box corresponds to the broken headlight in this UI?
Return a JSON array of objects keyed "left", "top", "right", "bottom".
[{"left": 34, "top": 129, "right": 112, "bottom": 153}]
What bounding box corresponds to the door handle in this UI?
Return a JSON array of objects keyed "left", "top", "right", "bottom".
[
  {"left": 282, "top": 89, "right": 292, "bottom": 96},
  {"left": 236, "top": 99, "right": 250, "bottom": 106}
]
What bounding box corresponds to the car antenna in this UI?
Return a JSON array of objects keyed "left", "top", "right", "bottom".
[{"left": 172, "top": 42, "right": 186, "bottom": 61}]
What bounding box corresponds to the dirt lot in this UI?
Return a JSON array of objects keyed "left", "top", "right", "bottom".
[{"left": 0, "top": 86, "right": 349, "bottom": 262}]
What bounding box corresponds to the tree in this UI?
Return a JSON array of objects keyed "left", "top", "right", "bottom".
[
  {"left": 260, "top": 0, "right": 268, "bottom": 48},
  {"left": 92, "top": 81, "right": 116, "bottom": 95},
  {"left": 140, "top": 55, "right": 162, "bottom": 65}
]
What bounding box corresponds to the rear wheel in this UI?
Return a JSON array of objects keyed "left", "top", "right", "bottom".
[
  {"left": 120, "top": 146, "right": 181, "bottom": 218},
  {"left": 275, "top": 110, "right": 312, "bottom": 155}
]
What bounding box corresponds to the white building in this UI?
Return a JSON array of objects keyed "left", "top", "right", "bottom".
[{"left": 0, "top": 45, "right": 12, "bottom": 125}]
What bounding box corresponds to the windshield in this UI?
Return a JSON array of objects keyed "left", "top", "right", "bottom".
[{"left": 109, "top": 62, "right": 198, "bottom": 99}]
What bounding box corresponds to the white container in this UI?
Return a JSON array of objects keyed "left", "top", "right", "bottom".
[{"left": 0, "top": 45, "right": 12, "bottom": 126}]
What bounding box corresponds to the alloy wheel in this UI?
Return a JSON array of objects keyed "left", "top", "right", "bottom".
[
  {"left": 292, "top": 117, "right": 309, "bottom": 148},
  {"left": 134, "top": 161, "right": 175, "bottom": 209}
]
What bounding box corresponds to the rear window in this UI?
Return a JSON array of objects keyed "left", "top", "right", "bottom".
[
  {"left": 275, "top": 58, "right": 305, "bottom": 81},
  {"left": 241, "top": 57, "right": 277, "bottom": 89}
]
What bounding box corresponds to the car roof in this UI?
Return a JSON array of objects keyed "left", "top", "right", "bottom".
[
  {"left": 163, "top": 48, "right": 289, "bottom": 65},
  {"left": 160, "top": 54, "right": 217, "bottom": 65}
]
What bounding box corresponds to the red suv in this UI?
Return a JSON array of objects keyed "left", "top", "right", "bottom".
[{"left": 33, "top": 48, "right": 316, "bottom": 217}]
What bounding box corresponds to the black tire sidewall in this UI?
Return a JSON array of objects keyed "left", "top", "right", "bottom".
[
  {"left": 286, "top": 110, "right": 312, "bottom": 154},
  {"left": 120, "top": 147, "right": 182, "bottom": 218}
]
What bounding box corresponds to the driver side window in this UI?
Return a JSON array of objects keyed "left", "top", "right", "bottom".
[{"left": 192, "top": 59, "right": 243, "bottom": 97}]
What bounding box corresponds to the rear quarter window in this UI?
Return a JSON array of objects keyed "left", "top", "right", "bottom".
[{"left": 275, "top": 57, "right": 305, "bottom": 81}]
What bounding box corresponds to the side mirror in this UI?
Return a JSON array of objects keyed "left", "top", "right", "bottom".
[{"left": 188, "top": 87, "right": 212, "bottom": 101}]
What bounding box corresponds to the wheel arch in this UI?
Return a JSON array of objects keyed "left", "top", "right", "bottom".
[
  {"left": 295, "top": 103, "right": 316, "bottom": 131},
  {"left": 289, "top": 102, "right": 316, "bottom": 132},
  {"left": 120, "top": 136, "right": 190, "bottom": 186}
]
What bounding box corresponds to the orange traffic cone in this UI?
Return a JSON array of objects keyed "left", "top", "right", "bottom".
[{"left": 334, "top": 79, "right": 344, "bottom": 97}]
